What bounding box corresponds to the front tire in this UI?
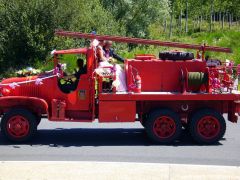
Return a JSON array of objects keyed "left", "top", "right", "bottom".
[
  {"left": 189, "top": 109, "right": 226, "bottom": 144},
  {"left": 1, "top": 109, "right": 37, "bottom": 143},
  {"left": 145, "top": 109, "right": 182, "bottom": 143}
]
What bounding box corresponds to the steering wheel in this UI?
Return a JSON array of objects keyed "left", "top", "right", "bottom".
[
  {"left": 62, "top": 77, "right": 74, "bottom": 84},
  {"left": 65, "top": 77, "right": 74, "bottom": 84}
]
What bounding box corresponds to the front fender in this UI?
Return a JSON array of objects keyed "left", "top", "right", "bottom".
[{"left": 0, "top": 96, "right": 49, "bottom": 116}]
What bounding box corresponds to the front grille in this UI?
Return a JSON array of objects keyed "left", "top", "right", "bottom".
[{"left": 18, "top": 84, "right": 40, "bottom": 97}]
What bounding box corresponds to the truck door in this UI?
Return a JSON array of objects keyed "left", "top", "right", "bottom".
[
  {"left": 71, "top": 74, "right": 90, "bottom": 111},
  {"left": 64, "top": 48, "right": 95, "bottom": 113}
]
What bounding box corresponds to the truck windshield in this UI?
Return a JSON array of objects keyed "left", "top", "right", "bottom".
[{"left": 58, "top": 54, "right": 87, "bottom": 75}]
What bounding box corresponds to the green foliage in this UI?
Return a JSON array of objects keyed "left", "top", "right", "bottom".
[
  {"left": 185, "top": 31, "right": 240, "bottom": 64},
  {"left": 0, "top": 0, "right": 240, "bottom": 78},
  {"left": 137, "top": 30, "right": 240, "bottom": 64},
  {"left": 101, "top": 0, "right": 170, "bottom": 38},
  {"left": 0, "top": 0, "right": 58, "bottom": 73},
  {"left": 0, "top": 0, "right": 125, "bottom": 75}
]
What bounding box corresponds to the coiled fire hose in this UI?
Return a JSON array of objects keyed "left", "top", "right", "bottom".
[{"left": 188, "top": 72, "right": 207, "bottom": 88}]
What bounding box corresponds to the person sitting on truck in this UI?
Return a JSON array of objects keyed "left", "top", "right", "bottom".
[
  {"left": 63, "top": 58, "right": 86, "bottom": 80},
  {"left": 74, "top": 58, "right": 87, "bottom": 79},
  {"left": 59, "top": 58, "right": 86, "bottom": 93},
  {"left": 96, "top": 40, "right": 127, "bottom": 92},
  {"left": 97, "top": 40, "right": 108, "bottom": 63},
  {"left": 103, "top": 41, "right": 124, "bottom": 63}
]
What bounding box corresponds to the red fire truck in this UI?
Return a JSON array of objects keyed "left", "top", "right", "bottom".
[{"left": 0, "top": 30, "right": 239, "bottom": 144}]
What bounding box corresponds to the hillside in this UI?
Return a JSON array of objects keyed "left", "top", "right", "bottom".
[{"left": 119, "top": 30, "right": 240, "bottom": 64}]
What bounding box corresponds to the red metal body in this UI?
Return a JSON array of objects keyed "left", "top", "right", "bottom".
[{"left": 0, "top": 31, "right": 239, "bottom": 143}]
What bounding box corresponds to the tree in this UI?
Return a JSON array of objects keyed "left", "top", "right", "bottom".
[
  {"left": 101, "top": 0, "right": 170, "bottom": 38},
  {"left": 0, "top": 0, "right": 58, "bottom": 72},
  {"left": 185, "top": 0, "right": 188, "bottom": 33},
  {"left": 169, "top": 0, "right": 175, "bottom": 38},
  {"left": 210, "top": 0, "right": 214, "bottom": 32},
  {"left": 0, "top": 0, "right": 124, "bottom": 73}
]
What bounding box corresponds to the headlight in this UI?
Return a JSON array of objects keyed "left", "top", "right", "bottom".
[{"left": 1, "top": 88, "right": 11, "bottom": 96}]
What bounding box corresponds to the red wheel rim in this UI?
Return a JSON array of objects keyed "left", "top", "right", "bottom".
[
  {"left": 6, "top": 115, "right": 30, "bottom": 139},
  {"left": 197, "top": 116, "right": 220, "bottom": 139},
  {"left": 153, "top": 116, "right": 176, "bottom": 139}
]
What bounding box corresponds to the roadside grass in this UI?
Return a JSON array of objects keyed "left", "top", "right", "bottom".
[
  {"left": 176, "top": 30, "right": 240, "bottom": 64},
  {"left": 119, "top": 30, "right": 240, "bottom": 64}
]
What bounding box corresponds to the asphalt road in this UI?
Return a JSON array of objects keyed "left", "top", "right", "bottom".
[{"left": 0, "top": 117, "right": 240, "bottom": 166}]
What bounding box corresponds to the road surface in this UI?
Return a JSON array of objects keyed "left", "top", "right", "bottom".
[{"left": 0, "top": 117, "right": 240, "bottom": 166}]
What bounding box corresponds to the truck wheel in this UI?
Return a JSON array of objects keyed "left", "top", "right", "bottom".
[
  {"left": 1, "top": 109, "right": 37, "bottom": 143},
  {"left": 189, "top": 109, "right": 226, "bottom": 144},
  {"left": 145, "top": 109, "right": 182, "bottom": 143}
]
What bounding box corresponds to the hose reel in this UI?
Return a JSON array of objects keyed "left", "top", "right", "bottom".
[{"left": 188, "top": 72, "right": 208, "bottom": 90}]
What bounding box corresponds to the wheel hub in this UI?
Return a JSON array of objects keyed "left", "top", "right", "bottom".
[
  {"left": 153, "top": 116, "right": 176, "bottom": 139},
  {"left": 197, "top": 116, "right": 220, "bottom": 139},
  {"left": 7, "top": 115, "right": 30, "bottom": 138}
]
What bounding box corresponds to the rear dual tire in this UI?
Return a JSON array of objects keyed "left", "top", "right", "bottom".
[
  {"left": 144, "top": 108, "right": 226, "bottom": 144},
  {"left": 189, "top": 109, "right": 226, "bottom": 144},
  {"left": 145, "top": 109, "right": 182, "bottom": 144}
]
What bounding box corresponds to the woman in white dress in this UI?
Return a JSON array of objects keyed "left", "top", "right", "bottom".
[{"left": 95, "top": 40, "right": 127, "bottom": 92}]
